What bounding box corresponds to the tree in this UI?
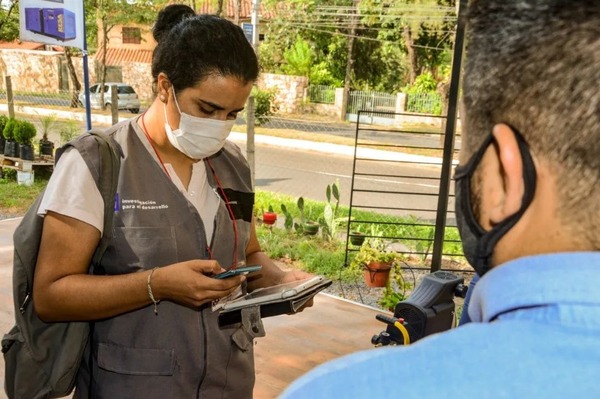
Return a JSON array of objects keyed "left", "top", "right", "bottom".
[
  {"left": 90, "top": 0, "right": 160, "bottom": 107},
  {"left": 0, "top": 0, "right": 20, "bottom": 42}
]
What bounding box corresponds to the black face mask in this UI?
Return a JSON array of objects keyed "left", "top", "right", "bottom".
[{"left": 454, "top": 129, "right": 537, "bottom": 277}]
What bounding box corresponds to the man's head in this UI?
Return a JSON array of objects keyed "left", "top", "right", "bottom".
[{"left": 458, "top": 1, "right": 600, "bottom": 271}]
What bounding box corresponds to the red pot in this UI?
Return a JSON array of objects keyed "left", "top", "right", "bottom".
[
  {"left": 363, "top": 261, "right": 392, "bottom": 288},
  {"left": 263, "top": 212, "right": 277, "bottom": 225}
]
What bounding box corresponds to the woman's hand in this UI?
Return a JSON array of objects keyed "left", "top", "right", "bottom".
[{"left": 151, "top": 260, "right": 245, "bottom": 308}]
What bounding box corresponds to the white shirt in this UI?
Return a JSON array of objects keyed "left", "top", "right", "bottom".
[{"left": 38, "top": 133, "right": 220, "bottom": 241}]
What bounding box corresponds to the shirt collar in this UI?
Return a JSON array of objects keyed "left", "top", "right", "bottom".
[{"left": 469, "top": 252, "right": 600, "bottom": 322}]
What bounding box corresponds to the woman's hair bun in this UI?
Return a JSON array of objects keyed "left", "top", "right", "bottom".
[{"left": 153, "top": 4, "right": 196, "bottom": 43}]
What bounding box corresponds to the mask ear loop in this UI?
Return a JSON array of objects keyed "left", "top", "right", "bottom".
[
  {"left": 206, "top": 158, "right": 239, "bottom": 269},
  {"left": 474, "top": 127, "right": 537, "bottom": 275}
]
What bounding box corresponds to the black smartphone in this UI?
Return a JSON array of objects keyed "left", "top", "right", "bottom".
[{"left": 213, "top": 265, "right": 262, "bottom": 279}]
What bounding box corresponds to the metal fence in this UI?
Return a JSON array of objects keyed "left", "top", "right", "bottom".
[
  {"left": 343, "top": 110, "right": 464, "bottom": 273},
  {"left": 307, "top": 85, "right": 336, "bottom": 104},
  {"left": 405, "top": 92, "right": 443, "bottom": 115},
  {"left": 347, "top": 90, "right": 397, "bottom": 119}
]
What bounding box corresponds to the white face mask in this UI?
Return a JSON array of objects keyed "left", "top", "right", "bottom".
[{"left": 164, "top": 91, "right": 235, "bottom": 160}]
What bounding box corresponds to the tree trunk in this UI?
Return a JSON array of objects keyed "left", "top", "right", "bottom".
[
  {"left": 99, "top": 21, "right": 108, "bottom": 109},
  {"left": 190, "top": 0, "right": 196, "bottom": 12},
  {"left": 403, "top": 26, "right": 417, "bottom": 84},
  {"left": 341, "top": 0, "right": 359, "bottom": 122},
  {"left": 216, "top": 0, "right": 224, "bottom": 17},
  {"left": 64, "top": 48, "right": 82, "bottom": 108}
]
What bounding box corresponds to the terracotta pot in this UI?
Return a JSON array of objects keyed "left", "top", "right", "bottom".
[
  {"left": 263, "top": 212, "right": 277, "bottom": 225},
  {"left": 363, "top": 261, "right": 392, "bottom": 288}
]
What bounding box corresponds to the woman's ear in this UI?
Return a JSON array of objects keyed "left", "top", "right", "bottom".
[
  {"left": 156, "top": 73, "right": 171, "bottom": 101},
  {"left": 488, "top": 123, "right": 524, "bottom": 224}
]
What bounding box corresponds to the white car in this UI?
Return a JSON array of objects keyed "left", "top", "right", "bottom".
[{"left": 79, "top": 83, "right": 141, "bottom": 114}]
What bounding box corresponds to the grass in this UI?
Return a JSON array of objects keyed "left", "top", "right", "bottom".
[{"left": 0, "top": 170, "right": 48, "bottom": 216}]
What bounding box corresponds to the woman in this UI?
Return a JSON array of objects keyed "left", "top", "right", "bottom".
[{"left": 33, "top": 5, "right": 309, "bottom": 398}]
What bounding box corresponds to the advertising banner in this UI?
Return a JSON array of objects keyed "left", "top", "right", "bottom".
[{"left": 19, "top": 0, "right": 85, "bottom": 50}]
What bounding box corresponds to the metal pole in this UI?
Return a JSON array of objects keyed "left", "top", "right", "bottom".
[
  {"left": 5, "top": 76, "right": 15, "bottom": 119},
  {"left": 82, "top": 1, "right": 92, "bottom": 131},
  {"left": 430, "top": 0, "right": 467, "bottom": 272},
  {"left": 246, "top": 96, "right": 256, "bottom": 187},
  {"left": 251, "top": 0, "right": 260, "bottom": 50}
]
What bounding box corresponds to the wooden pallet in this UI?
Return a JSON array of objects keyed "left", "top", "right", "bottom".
[{"left": 0, "top": 155, "right": 54, "bottom": 172}]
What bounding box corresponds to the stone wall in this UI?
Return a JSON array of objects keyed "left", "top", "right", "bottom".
[
  {"left": 257, "top": 73, "right": 308, "bottom": 114},
  {"left": 0, "top": 49, "right": 61, "bottom": 92},
  {"left": 120, "top": 62, "right": 153, "bottom": 104}
]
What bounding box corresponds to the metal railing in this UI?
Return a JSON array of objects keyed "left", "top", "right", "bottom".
[
  {"left": 405, "top": 92, "right": 443, "bottom": 115},
  {"left": 307, "top": 85, "right": 336, "bottom": 104}
]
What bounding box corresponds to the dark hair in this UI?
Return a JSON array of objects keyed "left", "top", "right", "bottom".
[
  {"left": 152, "top": 5, "right": 259, "bottom": 91},
  {"left": 463, "top": 0, "right": 600, "bottom": 247}
]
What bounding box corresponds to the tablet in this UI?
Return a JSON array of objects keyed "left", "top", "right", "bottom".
[
  {"left": 221, "top": 276, "right": 326, "bottom": 311},
  {"left": 218, "top": 275, "right": 332, "bottom": 326}
]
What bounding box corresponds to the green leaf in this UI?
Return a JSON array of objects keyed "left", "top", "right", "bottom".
[{"left": 326, "top": 185, "right": 331, "bottom": 203}]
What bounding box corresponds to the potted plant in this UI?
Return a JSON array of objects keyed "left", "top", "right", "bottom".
[
  {"left": 38, "top": 114, "right": 56, "bottom": 156},
  {"left": 14, "top": 120, "right": 37, "bottom": 161},
  {"left": 349, "top": 239, "right": 398, "bottom": 288},
  {"left": 296, "top": 196, "right": 319, "bottom": 235},
  {"left": 302, "top": 221, "right": 320, "bottom": 236},
  {"left": 0, "top": 115, "right": 7, "bottom": 154},
  {"left": 349, "top": 229, "right": 366, "bottom": 246},
  {"left": 262, "top": 205, "right": 277, "bottom": 225},
  {"left": 3, "top": 118, "right": 19, "bottom": 158}
]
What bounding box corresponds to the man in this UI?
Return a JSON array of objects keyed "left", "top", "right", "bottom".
[{"left": 280, "top": 1, "right": 600, "bottom": 398}]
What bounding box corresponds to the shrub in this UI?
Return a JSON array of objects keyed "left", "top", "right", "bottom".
[
  {"left": 13, "top": 120, "right": 37, "bottom": 146},
  {"left": 251, "top": 87, "right": 276, "bottom": 124},
  {"left": 0, "top": 115, "right": 8, "bottom": 135},
  {"left": 2, "top": 118, "right": 17, "bottom": 141},
  {"left": 58, "top": 120, "right": 80, "bottom": 145}
]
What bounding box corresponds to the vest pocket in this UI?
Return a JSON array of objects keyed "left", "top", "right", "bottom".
[{"left": 97, "top": 343, "right": 174, "bottom": 375}]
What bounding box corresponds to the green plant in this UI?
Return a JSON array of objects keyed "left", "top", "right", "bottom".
[
  {"left": 251, "top": 87, "right": 276, "bottom": 124},
  {"left": 320, "top": 180, "right": 345, "bottom": 241},
  {"left": 280, "top": 203, "right": 294, "bottom": 231},
  {"left": 3, "top": 118, "right": 17, "bottom": 141},
  {"left": 348, "top": 238, "right": 398, "bottom": 279},
  {"left": 13, "top": 120, "right": 37, "bottom": 146},
  {"left": 282, "top": 37, "right": 314, "bottom": 77},
  {"left": 0, "top": 115, "right": 8, "bottom": 136},
  {"left": 379, "top": 265, "right": 410, "bottom": 311},
  {"left": 38, "top": 114, "right": 57, "bottom": 142},
  {"left": 58, "top": 120, "right": 80, "bottom": 145}
]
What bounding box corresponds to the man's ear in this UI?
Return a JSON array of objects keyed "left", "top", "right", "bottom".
[{"left": 489, "top": 124, "right": 524, "bottom": 224}]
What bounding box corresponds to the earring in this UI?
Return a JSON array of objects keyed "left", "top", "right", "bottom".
[{"left": 160, "top": 95, "right": 166, "bottom": 102}]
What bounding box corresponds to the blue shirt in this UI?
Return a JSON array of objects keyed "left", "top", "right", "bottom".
[{"left": 280, "top": 252, "right": 600, "bottom": 399}]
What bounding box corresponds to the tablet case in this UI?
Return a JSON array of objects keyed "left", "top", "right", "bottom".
[{"left": 218, "top": 278, "right": 332, "bottom": 327}]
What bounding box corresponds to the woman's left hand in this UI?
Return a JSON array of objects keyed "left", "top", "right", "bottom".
[{"left": 276, "top": 269, "right": 314, "bottom": 284}]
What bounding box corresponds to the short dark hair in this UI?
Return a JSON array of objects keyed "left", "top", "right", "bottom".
[
  {"left": 463, "top": 0, "right": 600, "bottom": 247},
  {"left": 152, "top": 5, "right": 259, "bottom": 91}
]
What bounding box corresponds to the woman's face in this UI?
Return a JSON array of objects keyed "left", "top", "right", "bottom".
[{"left": 160, "top": 74, "right": 253, "bottom": 128}]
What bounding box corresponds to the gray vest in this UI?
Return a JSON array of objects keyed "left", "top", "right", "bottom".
[{"left": 74, "top": 119, "right": 256, "bottom": 399}]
